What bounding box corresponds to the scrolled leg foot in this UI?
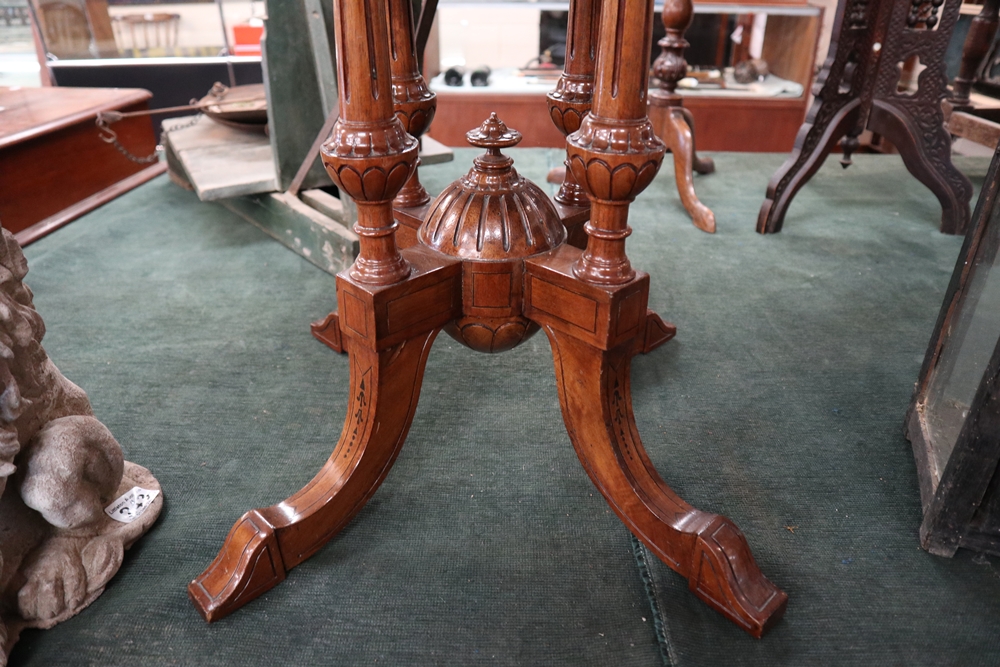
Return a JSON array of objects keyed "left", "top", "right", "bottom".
[
  {"left": 689, "top": 514, "right": 788, "bottom": 637},
  {"left": 188, "top": 511, "right": 286, "bottom": 623},
  {"left": 544, "top": 325, "right": 786, "bottom": 637},
  {"left": 189, "top": 330, "right": 439, "bottom": 622}
]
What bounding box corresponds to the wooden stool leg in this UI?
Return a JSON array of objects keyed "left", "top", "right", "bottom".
[
  {"left": 868, "top": 100, "right": 973, "bottom": 236},
  {"left": 545, "top": 327, "right": 787, "bottom": 638},
  {"left": 188, "top": 331, "right": 438, "bottom": 622},
  {"left": 680, "top": 108, "right": 715, "bottom": 175},
  {"left": 665, "top": 108, "right": 716, "bottom": 234},
  {"left": 649, "top": 0, "right": 716, "bottom": 233},
  {"left": 949, "top": 0, "right": 1000, "bottom": 110},
  {"left": 757, "top": 98, "right": 862, "bottom": 234}
]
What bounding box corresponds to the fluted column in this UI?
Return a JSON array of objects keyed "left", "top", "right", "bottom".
[
  {"left": 566, "top": 0, "right": 666, "bottom": 284},
  {"left": 321, "top": 0, "right": 418, "bottom": 285},
  {"left": 388, "top": 0, "right": 436, "bottom": 207},
  {"left": 547, "top": 0, "right": 602, "bottom": 206}
]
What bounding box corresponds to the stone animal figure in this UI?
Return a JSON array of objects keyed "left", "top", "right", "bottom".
[{"left": 0, "top": 229, "right": 161, "bottom": 662}]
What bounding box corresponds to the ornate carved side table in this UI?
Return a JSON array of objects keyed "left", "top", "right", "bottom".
[{"left": 758, "top": 0, "right": 973, "bottom": 235}]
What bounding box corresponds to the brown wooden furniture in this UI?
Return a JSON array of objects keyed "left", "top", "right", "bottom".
[
  {"left": 950, "top": 0, "right": 1000, "bottom": 112},
  {"left": 650, "top": 0, "right": 718, "bottom": 233},
  {"left": 34, "top": 0, "right": 117, "bottom": 59},
  {"left": 189, "top": 0, "right": 788, "bottom": 638},
  {"left": 941, "top": 0, "right": 1000, "bottom": 150},
  {"left": 0, "top": 86, "right": 164, "bottom": 245},
  {"left": 547, "top": 0, "right": 716, "bottom": 233},
  {"left": 758, "top": 0, "right": 973, "bottom": 235}
]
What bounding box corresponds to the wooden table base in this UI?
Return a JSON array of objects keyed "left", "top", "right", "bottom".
[
  {"left": 190, "top": 0, "right": 786, "bottom": 639},
  {"left": 190, "top": 245, "right": 786, "bottom": 638}
]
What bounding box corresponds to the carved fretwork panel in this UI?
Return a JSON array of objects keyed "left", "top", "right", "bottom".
[{"left": 757, "top": 0, "right": 972, "bottom": 236}]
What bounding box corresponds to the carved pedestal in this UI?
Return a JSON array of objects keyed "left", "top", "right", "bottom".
[
  {"left": 649, "top": 0, "right": 717, "bottom": 234},
  {"left": 190, "top": 0, "right": 786, "bottom": 639}
]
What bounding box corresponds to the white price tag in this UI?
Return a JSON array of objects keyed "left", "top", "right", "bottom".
[{"left": 105, "top": 486, "right": 160, "bottom": 523}]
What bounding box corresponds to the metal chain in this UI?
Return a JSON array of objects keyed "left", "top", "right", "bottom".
[
  {"left": 97, "top": 108, "right": 202, "bottom": 165},
  {"left": 96, "top": 83, "right": 232, "bottom": 165}
]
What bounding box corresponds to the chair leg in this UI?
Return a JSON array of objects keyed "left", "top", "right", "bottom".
[
  {"left": 546, "top": 327, "right": 788, "bottom": 638},
  {"left": 188, "top": 330, "right": 438, "bottom": 622}
]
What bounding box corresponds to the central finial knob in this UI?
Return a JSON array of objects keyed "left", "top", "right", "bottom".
[
  {"left": 466, "top": 113, "right": 522, "bottom": 150},
  {"left": 417, "top": 114, "right": 567, "bottom": 353}
]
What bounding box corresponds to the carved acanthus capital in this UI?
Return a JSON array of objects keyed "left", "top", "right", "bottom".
[
  {"left": 566, "top": 115, "right": 665, "bottom": 203},
  {"left": 322, "top": 118, "right": 418, "bottom": 204},
  {"left": 548, "top": 74, "right": 594, "bottom": 136}
]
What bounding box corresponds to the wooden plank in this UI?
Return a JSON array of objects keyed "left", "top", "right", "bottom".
[
  {"left": 262, "top": 0, "right": 331, "bottom": 192},
  {"left": 300, "top": 188, "right": 356, "bottom": 225},
  {"left": 948, "top": 111, "right": 1000, "bottom": 149},
  {"left": 304, "top": 0, "right": 339, "bottom": 118},
  {"left": 163, "top": 117, "right": 279, "bottom": 201},
  {"left": 420, "top": 135, "right": 454, "bottom": 166}
]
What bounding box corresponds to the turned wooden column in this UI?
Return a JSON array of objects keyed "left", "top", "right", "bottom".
[
  {"left": 950, "top": 0, "right": 1000, "bottom": 110},
  {"left": 321, "top": 0, "right": 418, "bottom": 285},
  {"left": 649, "top": 0, "right": 717, "bottom": 233},
  {"left": 547, "top": 0, "right": 601, "bottom": 207},
  {"left": 566, "top": 0, "right": 666, "bottom": 284},
  {"left": 388, "top": 0, "right": 436, "bottom": 208}
]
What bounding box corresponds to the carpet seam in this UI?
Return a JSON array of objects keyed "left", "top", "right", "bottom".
[{"left": 631, "top": 534, "right": 676, "bottom": 667}]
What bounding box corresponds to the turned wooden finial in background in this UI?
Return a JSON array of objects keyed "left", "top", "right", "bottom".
[
  {"left": 547, "top": 0, "right": 601, "bottom": 207},
  {"left": 388, "top": 0, "right": 436, "bottom": 208},
  {"left": 565, "top": 0, "right": 665, "bottom": 284},
  {"left": 321, "top": 0, "right": 417, "bottom": 285},
  {"left": 651, "top": 0, "right": 693, "bottom": 104}
]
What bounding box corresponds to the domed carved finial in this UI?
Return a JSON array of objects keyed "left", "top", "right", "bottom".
[
  {"left": 466, "top": 113, "right": 522, "bottom": 150},
  {"left": 418, "top": 115, "right": 566, "bottom": 353}
]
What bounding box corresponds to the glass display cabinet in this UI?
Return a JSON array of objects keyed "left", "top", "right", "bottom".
[{"left": 905, "top": 142, "right": 1000, "bottom": 558}]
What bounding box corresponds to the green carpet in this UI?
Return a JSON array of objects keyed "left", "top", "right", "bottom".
[{"left": 7, "top": 149, "right": 997, "bottom": 666}]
